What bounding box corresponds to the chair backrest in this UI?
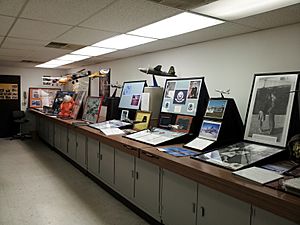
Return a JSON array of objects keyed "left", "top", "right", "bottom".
[{"left": 12, "top": 111, "right": 25, "bottom": 120}]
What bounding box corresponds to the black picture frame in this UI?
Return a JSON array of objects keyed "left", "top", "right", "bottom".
[{"left": 244, "top": 72, "right": 299, "bottom": 147}]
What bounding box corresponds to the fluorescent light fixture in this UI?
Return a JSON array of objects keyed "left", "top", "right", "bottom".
[
  {"left": 57, "top": 54, "right": 91, "bottom": 62},
  {"left": 35, "top": 59, "right": 73, "bottom": 68},
  {"left": 71, "top": 46, "right": 116, "bottom": 56},
  {"left": 92, "top": 34, "right": 157, "bottom": 49},
  {"left": 192, "top": 0, "right": 300, "bottom": 20},
  {"left": 128, "top": 12, "right": 224, "bottom": 39}
]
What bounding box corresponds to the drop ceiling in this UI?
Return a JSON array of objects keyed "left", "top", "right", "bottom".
[{"left": 0, "top": 0, "right": 299, "bottom": 69}]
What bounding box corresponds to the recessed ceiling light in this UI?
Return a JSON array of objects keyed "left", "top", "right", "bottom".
[
  {"left": 35, "top": 59, "right": 73, "bottom": 68},
  {"left": 57, "top": 54, "right": 91, "bottom": 62},
  {"left": 71, "top": 46, "right": 117, "bottom": 56},
  {"left": 128, "top": 12, "right": 224, "bottom": 39},
  {"left": 92, "top": 34, "right": 157, "bottom": 49},
  {"left": 192, "top": 0, "right": 300, "bottom": 20}
]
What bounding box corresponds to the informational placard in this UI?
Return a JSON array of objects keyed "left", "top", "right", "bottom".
[{"left": 0, "top": 83, "right": 18, "bottom": 100}]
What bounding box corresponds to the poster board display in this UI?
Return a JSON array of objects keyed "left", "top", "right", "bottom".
[
  {"left": 70, "top": 91, "right": 86, "bottom": 119},
  {"left": 82, "top": 96, "right": 104, "bottom": 123},
  {"left": 161, "top": 78, "right": 202, "bottom": 116},
  {"left": 28, "top": 87, "right": 60, "bottom": 108},
  {"left": 0, "top": 83, "right": 18, "bottom": 100},
  {"left": 118, "top": 80, "right": 146, "bottom": 110},
  {"left": 244, "top": 72, "right": 298, "bottom": 147}
]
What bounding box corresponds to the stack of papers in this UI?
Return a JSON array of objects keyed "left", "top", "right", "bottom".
[
  {"left": 283, "top": 178, "right": 300, "bottom": 196},
  {"left": 232, "top": 167, "right": 283, "bottom": 184},
  {"left": 100, "top": 127, "right": 125, "bottom": 136}
]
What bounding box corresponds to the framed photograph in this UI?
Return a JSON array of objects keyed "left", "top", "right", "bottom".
[
  {"left": 198, "top": 120, "right": 222, "bottom": 141},
  {"left": 120, "top": 109, "right": 129, "bottom": 121},
  {"left": 175, "top": 115, "right": 193, "bottom": 133},
  {"left": 158, "top": 113, "right": 173, "bottom": 128},
  {"left": 244, "top": 72, "right": 298, "bottom": 147},
  {"left": 133, "top": 111, "right": 152, "bottom": 131},
  {"left": 205, "top": 99, "right": 227, "bottom": 119},
  {"left": 70, "top": 91, "right": 86, "bottom": 119},
  {"left": 82, "top": 96, "right": 104, "bottom": 123}
]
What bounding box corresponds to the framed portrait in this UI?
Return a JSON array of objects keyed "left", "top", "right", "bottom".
[
  {"left": 174, "top": 115, "right": 193, "bottom": 133},
  {"left": 70, "top": 91, "right": 86, "bottom": 119},
  {"left": 82, "top": 96, "right": 104, "bottom": 123},
  {"left": 133, "top": 111, "right": 152, "bottom": 131},
  {"left": 244, "top": 72, "right": 298, "bottom": 147}
]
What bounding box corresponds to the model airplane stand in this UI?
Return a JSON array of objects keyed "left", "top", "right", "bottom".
[
  {"left": 126, "top": 77, "right": 209, "bottom": 146},
  {"left": 185, "top": 98, "right": 244, "bottom": 152}
]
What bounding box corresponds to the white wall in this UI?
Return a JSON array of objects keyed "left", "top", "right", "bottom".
[
  {"left": 70, "top": 22, "right": 300, "bottom": 121},
  {"left": 0, "top": 66, "right": 65, "bottom": 110}
]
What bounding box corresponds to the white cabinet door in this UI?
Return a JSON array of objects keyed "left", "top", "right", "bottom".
[
  {"left": 54, "top": 124, "right": 61, "bottom": 151},
  {"left": 67, "top": 129, "right": 76, "bottom": 161},
  {"left": 161, "top": 169, "right": 197, "bottom": 225},
  {"left": 76, "top": 133, "right": 86, "bottom": 169},
  {"left": 87, "top": 137, "right": 100, "bottom": 177},
  {"left": 197, "top": 183, "right": 250, "bottom": 225},
  {"left": 135, "top": 158, "right": 160, "bottom": 221},
  {"left": 99, "top": 142, "right": 114, "bottom": 186},
  {"left": 251, "top": 207, "right": 297, "bottom": 225},
  {"left": 115, "top": 149, "right": 135, "bottom": 200},
  {"left": 48, "top": 122, "right": 54, "bottom": 147},
  {"left": 60, "top": 126, "right": 68, "bottom": 155}
]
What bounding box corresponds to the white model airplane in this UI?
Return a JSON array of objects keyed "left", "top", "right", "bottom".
[{"left": 215, "top": 89, "right": 230, "bottom": 98}]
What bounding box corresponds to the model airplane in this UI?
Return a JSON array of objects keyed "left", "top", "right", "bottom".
[
  {"left": 105, "top": 82, "right": 123, "bottom": 97},
  {"left": 215, "top": 89, "right": 230, "bottom": 98},
  {"left": 89, "top": 68, "right": 110, "bottom": 79},
  {"left": 139, "top": 65, "right": 176, "bottom": 87}
]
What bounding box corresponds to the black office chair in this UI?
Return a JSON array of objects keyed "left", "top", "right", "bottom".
[{"left": 10, "top": 110, "right": 32, "bottom": 140}]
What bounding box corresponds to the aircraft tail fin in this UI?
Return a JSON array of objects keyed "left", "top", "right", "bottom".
[
  {"left": 168, "top": 66, "right": 175, "bottom": 75},
  {"left": 154, "top": 65, "right": 162, "bottom": 71}
]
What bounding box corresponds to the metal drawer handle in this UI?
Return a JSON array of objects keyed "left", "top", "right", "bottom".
[
  {"left": 143, "top": 152, "right": 159, "bottom": 159},
  {"left": 123, "top": 144, "right": 137, "bottom": 151}
]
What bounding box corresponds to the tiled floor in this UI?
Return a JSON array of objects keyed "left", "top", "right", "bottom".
[{"left": 0, "top": 138, "right": 150, "bottom": 225}]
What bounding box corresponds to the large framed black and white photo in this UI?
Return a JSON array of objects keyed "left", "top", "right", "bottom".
[{"left": 244, "top": 72, "right": 298, "bottom": 147}]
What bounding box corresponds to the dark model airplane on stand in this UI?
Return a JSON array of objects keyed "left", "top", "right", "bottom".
[{"left": 139, "top": 65, "right": 176, "bottom": 87}]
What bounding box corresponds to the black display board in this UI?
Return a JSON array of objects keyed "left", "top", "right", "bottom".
[
  {"left": 126, "top": 77, "right": 209, "bottom": 146},
  {"left": 185, "top": 98, "right": 244, "bottom": 151}
]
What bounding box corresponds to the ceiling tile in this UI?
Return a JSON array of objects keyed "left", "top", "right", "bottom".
[
  {"left": 80, "top": 0, "right": 181, "bottom": 33},
  {"left": 0, "top": 0, "right": 27, "bottom": 16},
  {"left": 103, "top": 49, "right": 145, "bottom": 58},
  {"left": 2, "top": 37, "right": 48, "bottom": 50},
  {"left": 54, "top": 27, "right": 118, "bottom": 45},
  {"left": 0, "top": 48, "right": 31, "bottom": 58},
  {"left": 9, "top": 19, "right": 71, "bottom": 41},
  {"left": 234, "top": 4, "right": 300, "bottom": 29},
  {"left": 0, "top": 15, "right": 15, "bottom": 36},
  {"left": 20, "top": 0, "right": 114, "bottom": 25},
  {"left": 0, "top": 55, "right": 25, "bottom": 62},
  {"left": 27, "top": 48, "right": 73, "bottom": 62},
  {"left": 166, "top": 22, "right": 256, "bottom": 44}
]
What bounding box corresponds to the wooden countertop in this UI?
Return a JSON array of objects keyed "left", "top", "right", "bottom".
[{"left": 30, "top": 109, "right": 300, "bottom": 224}]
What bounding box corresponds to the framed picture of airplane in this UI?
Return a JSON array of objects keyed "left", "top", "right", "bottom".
[{"left": 198, "top": 120, "right": 222, "bottom": 141}]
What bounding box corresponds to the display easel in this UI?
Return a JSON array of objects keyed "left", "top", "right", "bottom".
[
  {"left": 126, "top": 77, "right": 209, "bottom": 146},
  {"left": 185, "top": 98, "right": 243, "bottom": 151}
]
